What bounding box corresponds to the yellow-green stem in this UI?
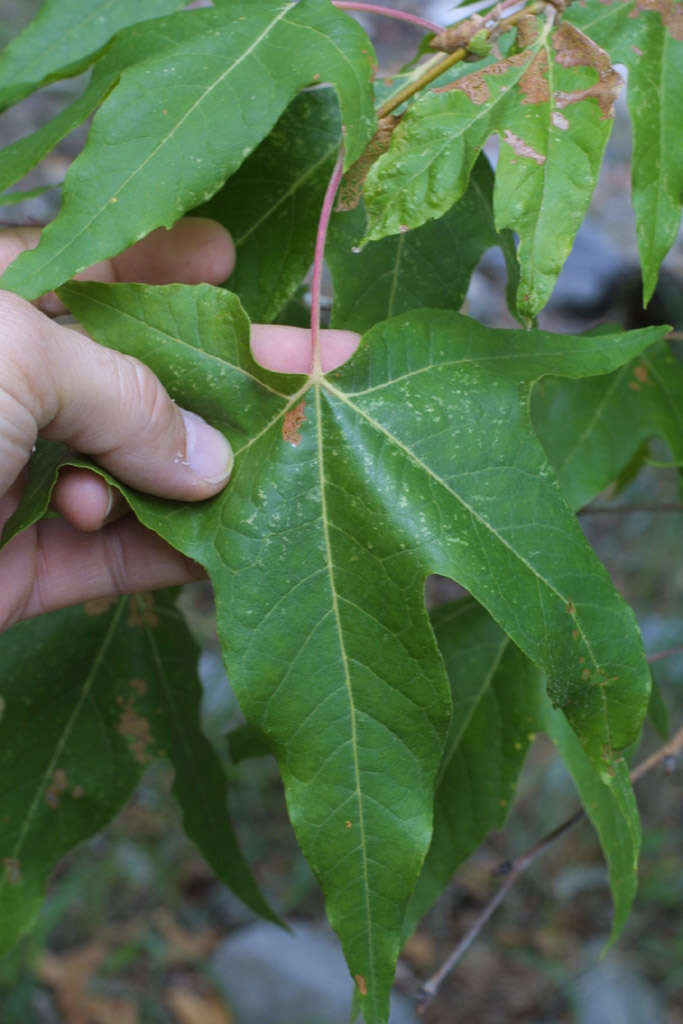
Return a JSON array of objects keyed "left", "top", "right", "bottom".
[{"left": 376, "top": 0, "right": 545, "bottom": 119}]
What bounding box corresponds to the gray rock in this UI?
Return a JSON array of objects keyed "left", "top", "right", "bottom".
[
  {"left": 210, "top": 920, "right": 418, "bottom": 1024},
  {"left": 570, "top": 946, "right": 664, "bottom": 1024}
]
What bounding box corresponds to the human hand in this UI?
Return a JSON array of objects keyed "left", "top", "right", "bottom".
[{"left": 0, "top": 219, "right": 359, "bottom": 631}]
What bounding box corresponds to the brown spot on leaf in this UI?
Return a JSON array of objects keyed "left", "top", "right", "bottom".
[
  {"left": 355, "top": 974, "right": 368, "bottom": 996},
  {"left": 337, "top": 115, "right": 402, "bottom": 211},
  {"left": 3, "top": 858, "right": 21, "bottom": 885},
  {"left": 128, "top": 593, "right": 159, "bottom": 628},
  {"left": 130, "top": 677, "right": 148, "bottom": 696},
  {"left": 566, "top": 601, "right": 576, "bottom": 614},
  {"left": 118, "top": 702, "right": 153, "bottom": 765},
  {"left": 581, "top": 668, "right": 591, "bottom": 680},
  {"left": 519, "top": 48, "right": 550, "bottom": 104},
  {"left": 572, "top": 629, "right": 579, "bottom": 639},
  {"left": 628, "top": 380, "right": 641, "bottom": 391},
  {"left": 429, "top": 14, "right": 484, "bottom": 53},
  {"left": 282, "top": 401, "right": 307, "bottom": 447},
  {"left": 503, "top": 129, "right": 546, "bottom": 165},
  {"left": 630, "top": 0, "right": 683, "bottom": 41},
  {"left": 553, "top": 23, "right": 623, "bottom": 119},
  {"left": 515, "top": 13, "right": 541, "bottom": 49},
  {"left": 344, "top": 820, "right": 352, "bottom": 829},
  {"left": 552, "top": 110, "right": 569, "bottom": 130},
  {"left": 45, "top": 768, "right": 68, "bottom": 810},
  {"left": 634, "top": 364, "right": 648, "bottom": 383},
  {"left": 435, "top": 50, "right": 530, "bottom": 103}
]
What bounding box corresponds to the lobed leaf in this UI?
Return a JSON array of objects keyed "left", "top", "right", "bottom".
[
  {"left": 0, "top": 590, "right": 273, "bottom": 954},
  {"left": 0, "top": 0, "right": 376, "bottom": 301},
  {"left": 567, "top": 0, "right": 683, "bottom": 304},
  {"left": 532, "top": 340, "right": 683, "bottom": 509},
  {"left": 0, "top": 0, "right": 185, "bottom": 113},
  {"left": 24, "top": 281, "right": 663, "bottom": 1022},
  {"left": 363, "top": 13, "right": 622, "bottom": 320}
]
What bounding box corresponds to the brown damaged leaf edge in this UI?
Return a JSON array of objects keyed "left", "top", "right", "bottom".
[
  {"left": 433, "top": 15, "right": 540, "bottom": 105},
  {"left": 553, "top": 22, "right": 623, "bottom": 119},
  {"left": 629, "top": 0, "right": 683, "bottom": 42},
  {"left": 337, "top": 114, "right": 402, "bottom": 212}
]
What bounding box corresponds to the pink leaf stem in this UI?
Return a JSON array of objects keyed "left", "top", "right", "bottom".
[
  {"left": 332, "top": 2, "right": 442, "bottom": 34},
  {"left": 310, "top": 148, "right": 345, "bottom": 375}
]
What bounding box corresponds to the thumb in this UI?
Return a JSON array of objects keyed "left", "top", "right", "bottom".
[{"left": 0, "top": 291, "right": 233, "bottom": 500}]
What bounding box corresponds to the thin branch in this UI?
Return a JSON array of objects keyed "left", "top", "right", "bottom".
[
  {"left": 647, "top": 645, "right": 683, "bottom": 664},
  {"left": 310, "top": 150, "right": 345, "bottom": 376},
  {"left": 579, "top": 503, "right": 683, "bottom": 515},
  {"left": 332, "top": 2, "right": 442, "bottom": 33},
  {"left": 376, "top": 0, "right": 544, "bottom": 118},
  {"left": 417, "top": 724, "right": 683, "bottom": 1013},
  {"left": 667, "top": 330, "right": 683, "bottom": 342}
]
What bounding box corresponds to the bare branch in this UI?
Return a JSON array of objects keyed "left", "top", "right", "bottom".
[
  {"left": 417, "top": 724, "right": 683, "bottom": 1013},
  {"left": 579, "top": 504, "right": 683, "bottom": 515}
]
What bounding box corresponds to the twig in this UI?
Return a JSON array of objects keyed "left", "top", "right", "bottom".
[
  {"left": 667, "top": 330, "right": 683, "bottom": 342},
  {"left": 647, "top": 645, "right": 683, "bottom": 664},
  {"left": 332, "top": 2, "right": 442, "bottom": 33},
  {"left": 376, "top": 0, "right": 544, "bottom": 118},
  {"left": 579, "top": 503, "right": 683, "bottom": 515},
  {"left": 417, "top": 724, "right": 683, "bottom": 1013},
  {"left": 310, "top": 150, "right": 345, "bottom": 376}
]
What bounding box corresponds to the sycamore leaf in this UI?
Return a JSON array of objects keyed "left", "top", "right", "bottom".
[
  {"left": 402, "top": 598, "right": 641, "bottom": 946},
  {"left": 328, "top": 154, "right": 520, "bottom": 333},
  {"left": 0, "top": 0, "right": 376, "bottom": 302},
  {"left": 10, "top": 280, "right": 660, "bottom": 1022},
  {"left": 0, "top": 0, "right": 185, "bottom": 113},
  {"left": 532, "top": 340, "right": 683, "bottom": 509},
  {"left": 0, "top": 10, "right": 219, "bottom": 199},
  {"left": 567, "top": 0, "right": 683, "bottom": 304},
  {"left": 196, "top": 87, "right": 342, "bottom": 323},
  {"left": 362, "top": 13, "right": 622, "bottom": 320},
  {"left": 0, "top": 590, "right": 274, "bottom": 954}
]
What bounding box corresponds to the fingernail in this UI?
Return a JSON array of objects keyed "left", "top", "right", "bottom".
[{"left": 181, "top": 409, "right": 233, "bottom": 485}]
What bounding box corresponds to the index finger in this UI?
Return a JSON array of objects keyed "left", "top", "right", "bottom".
[{"left": 0, "top": 217, "right": 235, "bottom": 315}]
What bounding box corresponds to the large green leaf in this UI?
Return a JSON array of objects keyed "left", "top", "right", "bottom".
[
  {"left": 0, "top": 10, "right": 217, "bottom": 199},
  {"left": 196, "top": 87, "right": 342, "bottom": 323},
  {"left": 0, "top": 0, "right": 375, "bottom": 301},
  {"left": 0, "top": 590, "right": 274, "bottom": 954},
  {"left": 0, "top": 0, "right": 185, "bottom": 113},
  {"left": 362, "top": 13, "right": 622, "bottom": 320},
  {"left": 532, "top": 340, "right": 683, "bottom": 509},
  {"left": 17, "top": 280, "right": 662, "bottom": 1023},
  {"left": 328, "top": 154, "right": 520, "bottom": 333},
  {"left": 404, "top": 598, "right": 640, "bottom": 946},
  {"left": 567, "top": 0, "right": 683, "bottom": 304}
]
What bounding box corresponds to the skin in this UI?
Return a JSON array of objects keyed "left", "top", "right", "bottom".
[{"left": 0, "top": 217, "right": 360, "bottom": 632}]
